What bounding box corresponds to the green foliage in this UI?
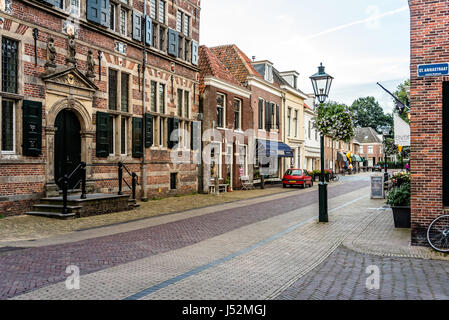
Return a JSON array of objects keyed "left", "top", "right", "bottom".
[
  {"left": 386, "top": 182, "right": 411, "bottom": 207},
  {"left": 313, "top": 102, "right": 354, "bottom": 142},
  {"left": 391, "top": 171, "right": 411, "bottom": 185},
  {"left": 312, "top": 170, "right": 321, "bottom": 176},
  {"left": 350, "top": 97, "right": 393, "bottom": 132},
  {"left": 393, "top": 79, "right": 410, "bottom": 124},
  {"left": 0, "top": 214, "right": 3, "bottom": 219}
]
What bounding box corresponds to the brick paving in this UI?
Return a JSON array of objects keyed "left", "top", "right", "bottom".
[
  {"left": 275, "top": 246, "right": 449, "bottom": 300},
  {"left": 0, "top": 180, "right": 368, "bottom": 300}
]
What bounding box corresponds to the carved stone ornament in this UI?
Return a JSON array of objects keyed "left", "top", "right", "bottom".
[
  {"left": 86, "top": 50, "right": 95, "bottom": 79},
  {"left": 65, "top": 34, "right": 77, "bottom": 66},
  {"left": 44, "top": 37, "right": 57, "bottom": 75}
]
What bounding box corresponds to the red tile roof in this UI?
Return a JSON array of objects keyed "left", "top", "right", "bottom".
[
  {"left": 209, "top": 44, "right": 263, "bottom": 84},
  {"left": 198, "top": 46, "right": 242, "bottom": 90}
]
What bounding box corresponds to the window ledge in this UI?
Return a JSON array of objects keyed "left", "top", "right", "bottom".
[{"left": 0, "top": 92, "right": 24, "bottom": 100}]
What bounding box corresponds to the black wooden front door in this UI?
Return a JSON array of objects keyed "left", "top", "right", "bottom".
[{"left": 54, "top": 109, "right": 82, "bottom": 189}]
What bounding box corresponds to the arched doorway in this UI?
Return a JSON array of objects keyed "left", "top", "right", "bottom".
[{"left": 54, "top": 109, "right": 82, "bottom": 189}]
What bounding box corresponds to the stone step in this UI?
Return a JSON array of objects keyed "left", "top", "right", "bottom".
[
  {"left": 33, "top": 204, "right": 82, "bottom": 214},
  {"left": 25, "top": 211, "right": 76, "bottom": 220}
]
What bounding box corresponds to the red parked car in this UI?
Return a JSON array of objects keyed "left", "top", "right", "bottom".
[{"left": 282, "top": 169, "right": 313, "bottom": 188}]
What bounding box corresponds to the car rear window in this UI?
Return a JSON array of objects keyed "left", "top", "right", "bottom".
[{"left": 286, "top": 170, "right": 303, "bottom": 176}]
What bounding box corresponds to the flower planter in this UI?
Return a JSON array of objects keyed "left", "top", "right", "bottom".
[{"left": 391, "top": 206, "right": 411, "bottom": 228}]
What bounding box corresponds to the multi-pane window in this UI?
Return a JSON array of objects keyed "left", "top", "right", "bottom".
[
  {"left": 150, "top": 81, "right": 157, "bottom": 112},
  {"left": 183, "top": 14, "right": 190, "bottom": 37},
  {"left": 158, "top": 0, "right": 165, "bottom": 23},
  {"left": 234, "top": 98, "right": 241, "bottom": 130},
  {"left": 359, "top": 146, "right": 364, "bottom": 154},
  {"left": 121, "top": 73, "right": 129, "bottom": 112},
  {"left": 120, "top": 9, "right": 127, "bottom": 35},
  {"left": 109, "top": 3, "right": 116, "bottom": 31},
  {"left": 368, "top": 146, "right": 373, "bottom": 154},
  {"left": 159, "top": 83, "right": 165, "bottom": 113},
  {"left": 287, "top": 108, "right": 291, "bottom": 136},
  {"left": 108, "top": 69, "right": 118, "bottom": 110},
  {"left": 184, "top": 91, "right": 189, "bottom": 118},
  {"left": 177, "top": 89, "right": 190, "bottom": 118},
  {"left": 294, "top": 110, "right": 298, "bottom": 137},
  {"left": 176, "top": 11, "right": 182, "bottom": 32},
  {"left": 258, "top": 99, "right": 264, "bottom": 129},
  {"left": 1, "top": 38, "right": 18, "bottom": 94},
  {"left": 108, "top": 116, "right": 114, "bottom": 155},
  {"left": 70, "top": 0, "right": 80, "bottom": 17},
  {"left": 121, "top": 117, "right": 127, "bottom": 155},
  {"left": 1, "top": 100, "right": 14, "bottom": 153},
  {"left": 150, "top": 0, "right": 156, "bottom": 19},
  {"left": 217, "top": 93, "right": 225, "bottom": 128}
]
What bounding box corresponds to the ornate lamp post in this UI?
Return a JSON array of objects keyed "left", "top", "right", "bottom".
[
  {"left": 310, "top": 63, "right": 334, "bottom": 223},
  {"left": 381, "top": 126, "right": 391, "bottom": 182}
]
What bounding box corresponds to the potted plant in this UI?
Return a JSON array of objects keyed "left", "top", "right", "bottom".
[
  {"left": 391, "top": 171, "right": 410, "bottom": 188},
  {"left": 386, "top": 182, "right": 411, "bottom": 228},
  {"left": 225, "top": 177, "right": 231, "bottom": 192},
  {"left": 312, "top": 170, "right": 321, "bottom": 181},
  {"left": 324, "top": 169, "right": 332, "bottom": 182}
]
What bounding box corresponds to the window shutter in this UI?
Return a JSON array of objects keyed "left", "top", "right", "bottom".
[
  {"left": 100, "top": 0, "right": 110, "bottom": 27},
  {"left": 168, "top": 28, "right": 179, "bottom": 57},
  {"left": 276, "top": 104, "right": 280, "bottom": 129},
  {"left": 145, "top": 15, "right": 153, "bottom": 46},
  {"left": 22, "top": 100, "right": 42, "bottom": 157},
  {"left": 145, "top": 113, "right": 153, "bottom": 147},
  {"left": 96, "top": 112, "right": 110, "bottom": 158},
  {"left": 133, "top": 11, "right": 143, "bottom": 42},
  {"left": 132, "top": 117, "right": 143, "bottom": 158},
  {"left": 87, "top": 0, "right": 101, "bottom": 24},
  {"left": 191, "top": 41, "right": 199, "bottom": 65}
]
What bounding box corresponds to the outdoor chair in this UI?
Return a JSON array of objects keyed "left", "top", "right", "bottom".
[{"left": 240, "top": 176, "right": 255, "bottom": 190}]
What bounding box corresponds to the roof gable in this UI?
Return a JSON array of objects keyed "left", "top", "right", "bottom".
[
  {"left": 354, "top": 127, "right": 382, "bottom": 144},
  {"left": 199, "top": 46, "right": 243, "bottom": 88}
]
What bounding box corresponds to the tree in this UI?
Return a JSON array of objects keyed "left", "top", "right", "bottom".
[
  {"left": 313, "top": 102, "right": 354, "bottom": 142},
  {"left": 350, "top": 97, "right": 392, "bottom": 132},
  {"left": 393, "top": 79, "right": 410, "bottom": 123}
]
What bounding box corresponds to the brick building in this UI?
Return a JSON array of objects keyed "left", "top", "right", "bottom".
[
  {"left": 409, "top": 0, "right": 449, "bottom": 244},
  {"left": 354, "top": 127, "right": 383, "bottom": 168},
  {"left": 198, "top": 45, "right": 251, "bottom": 192},
  {"left": 0, "top": 0, "right": 201, "bottom": 216},
  {"left": 210, "top": 45, "right": 292, "bottom": 182}
]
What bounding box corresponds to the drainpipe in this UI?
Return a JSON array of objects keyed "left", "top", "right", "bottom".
[{"left": 141, "top": 0, "right": 148, "bottom": 201}]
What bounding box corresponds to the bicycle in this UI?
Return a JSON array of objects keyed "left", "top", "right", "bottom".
[{"left": 427, "top": 215, "right": 449, "bottom": 253}]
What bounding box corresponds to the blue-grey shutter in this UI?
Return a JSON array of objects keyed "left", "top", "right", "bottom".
[
  {"left": 87, "top": 0, "right": 101, "bottom": 24},
  {"left": 145, "top": 113, "right": 153, "bottom": 147},
  {"left": 145, "top": 16, "right": 153, "bottom": 46},
  {"left": 133, "top": 11, "right": 143, "bottom": 42},
  {"left": 191, "top": 41, "right": 199, "bottom": 65},
  {"left": 132, "top": 117, "right": 143, "bottom": 158},
  {"left": 96, "top": 112, "right": 110, "bottom": 158},
  {"left": 22, "top": 100, "right": 42, "bottom": 157},
  {"left": 100, "top": 0, "right": 110, "bottom": 27},
  {"left": 168, "top": 28, "right": 179, "bottom": 57}
]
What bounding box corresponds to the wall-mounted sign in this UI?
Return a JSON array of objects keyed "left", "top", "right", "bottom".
[
  {"left": 115, "top": 42, "right": 127, "bottom": 54},
  {"left": 418, "top": 63, "right": 449, "bottom": 77}
]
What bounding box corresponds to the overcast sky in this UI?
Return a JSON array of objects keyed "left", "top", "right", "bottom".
[{"left": 199, "top": 0, "right": 410, "bottom": 113}]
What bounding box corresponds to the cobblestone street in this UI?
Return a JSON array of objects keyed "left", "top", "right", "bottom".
[{"left": 1, "top": 174, "right": 448, "bottom": 300}]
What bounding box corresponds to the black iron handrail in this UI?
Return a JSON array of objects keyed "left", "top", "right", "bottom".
[
  {"left": 118, "top": 162, "right": 139, "bottom": 200},
  {"left": 58, "top": 162, "right": 87, "bottom": 214}
]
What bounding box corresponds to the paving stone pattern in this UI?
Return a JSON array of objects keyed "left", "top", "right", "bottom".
[
  {"left": 0, "top": 181, "right": 368, "bottom": 299},
  {"left": 275, "top": 246, "right": 449, "bottom": 300}
]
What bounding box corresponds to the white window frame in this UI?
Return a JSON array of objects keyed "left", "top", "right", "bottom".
[
  {"left": 183, "top": 14, "right": 190, "bottom": 37},
  {"left": 150, "top": 0, "right": 156, "bottom": 19},
  {"left": 70, "top": 0, "right": 81, "bottom": 18},
  {"left": 1, "top": 99, "right": 16, "bottom": 155},
  {"left": 234, "top": 98, "right": 242, "bottom": 130},
  {"left": 211, "top": 141, "right": 222, "bottom": 179},
  {"left": 368, "top": 146, "right": 373, "bottom": 154},
  {"left": 176, "top": 10, "right": 182, "bottom": 32},
  {"left": 216, "top": 92, "right": 226, "bottom": 129},
  {"left": 237, "top": 144, "right": 248, "bottom": 177},
  {"left": 158, "top": 0, "right": 166, "bottom": 24},
  {"left": 120, "top": 8, "right": 127, "bottom": 36}
]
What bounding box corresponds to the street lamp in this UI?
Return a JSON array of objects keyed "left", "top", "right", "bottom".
[
  {"left": 310, "top": 63, "right": 334, "bottom": 223},
  {"left": 381, "top": 126, "right": 391, "bottom": 182}
]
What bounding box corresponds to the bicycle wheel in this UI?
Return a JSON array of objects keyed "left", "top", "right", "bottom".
[{"left": 427, "top": 215, "right": 449, "bottom": 253}]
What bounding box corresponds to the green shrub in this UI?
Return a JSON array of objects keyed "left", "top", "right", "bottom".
[
  {"left": 0, "top": 214, "right": 3, "bottom": 219},
  {"left": 386, "top": 182, "right": 411, "bottom": 207}
]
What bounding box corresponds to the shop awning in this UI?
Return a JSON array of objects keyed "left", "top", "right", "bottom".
[
  {"left": 257, "top": 139, "right": 294, "bottom": 158},
  {"left": 352, "top": 154, "right": 363, "bottom": 162}
]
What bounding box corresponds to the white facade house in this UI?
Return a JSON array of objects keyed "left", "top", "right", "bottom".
[{"left": 304, "top": 103, "right": 321, "bottom": 171}]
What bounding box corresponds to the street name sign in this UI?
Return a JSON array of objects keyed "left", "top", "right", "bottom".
[{"left": 418, "top": 63, "right": 449, "bottom": 77}]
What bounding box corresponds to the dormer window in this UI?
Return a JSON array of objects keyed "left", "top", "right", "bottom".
[{"left": 265, "top": 64, "right": 273, "bottom": 82}]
